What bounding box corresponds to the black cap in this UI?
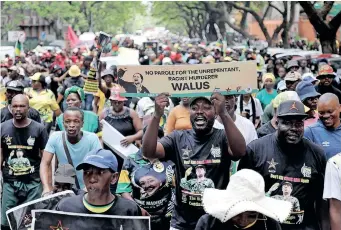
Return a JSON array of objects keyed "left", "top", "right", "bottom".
[
  {"left": 277, "top": 100, "right": 307, "bottom": 118},
  {"left": 54, "top": 164, "right": 76, "bottom": 185}
]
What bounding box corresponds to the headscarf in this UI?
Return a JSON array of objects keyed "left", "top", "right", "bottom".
[{"left": 64, "top": 86, "right": 85, "bottom": 101}]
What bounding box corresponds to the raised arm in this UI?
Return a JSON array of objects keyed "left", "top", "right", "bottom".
[
  {"left": 40, "top": 151, "right": 54, "bottom": 196},
  {"left": 142, "top": 93, "right": 169, "bottom": 159},
  {"left": 211, "top": 92, "right": 246, "bottom": 159}
]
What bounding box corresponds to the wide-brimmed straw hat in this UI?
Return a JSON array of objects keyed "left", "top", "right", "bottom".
[{"left": 203, "top": 169, "right": 292, "bottom": 223}]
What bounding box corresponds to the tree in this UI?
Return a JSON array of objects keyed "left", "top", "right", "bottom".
[
  {"left": 0, "top": 2, "right": 25, "bottom": 40},
  {"left": 300, "top": 1, "right": 341, "bottom": 53}
]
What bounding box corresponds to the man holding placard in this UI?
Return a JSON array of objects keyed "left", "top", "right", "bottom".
[{"left": 142, "top": 92, "right": 246, "bottom": 230}]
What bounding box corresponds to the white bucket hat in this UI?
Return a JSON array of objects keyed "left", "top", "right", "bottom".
[{"left": 203, "top": 169, "right": 292, "bottom": 223}]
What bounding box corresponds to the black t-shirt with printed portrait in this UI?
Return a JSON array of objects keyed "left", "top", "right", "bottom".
[
  {"left": 159, "top": 128, "right": 231, "bottom": 230},
  {"left": 1, "top": 119, "right": 48, "bottom": 182},
  {"left": 116, "top": 150, "right": 174, "bottom": 229},
  {"left": 238, "top": 133, "right": 326, "bottom": 230}
]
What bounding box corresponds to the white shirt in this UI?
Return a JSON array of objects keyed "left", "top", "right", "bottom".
[
  {"left": 213, "top": 114, "right": 258, "bottom": 145},
  {"left": 323, "top": 153, "right": 341, "bottom": 201},
  {"left": 236, "top": 96, "right": 263, "bottom": 121}
]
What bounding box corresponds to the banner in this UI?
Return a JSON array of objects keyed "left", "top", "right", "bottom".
[
  {"left": 31, "top": 210, "right": 151, "bottom": 230},
  {"left": 6, "top": 190, "right": 75, "bottom": 230},
  {"left": 117, "top": 62, "right": 258, "bottom": 97}
]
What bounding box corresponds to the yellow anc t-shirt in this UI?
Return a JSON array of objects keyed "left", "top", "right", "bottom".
[
  {"left": 24, "top": 88, "right": 59, "bottom": 123},
  {"left": 0, "top": 86, "right": 6, "bottom": 109}
]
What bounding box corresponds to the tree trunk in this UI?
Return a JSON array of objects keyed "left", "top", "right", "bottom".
[
  {"left": 206, "top": 21, "right": 218, "bottom": 42},
  {"left": 320, "top": 35, "right": 337, "bottom": 53}
]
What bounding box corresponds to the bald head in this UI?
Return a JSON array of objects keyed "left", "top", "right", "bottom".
[
  {"left": 12, "top": 94, "right": 29, "bottom": 105},
  {"left": 317, "top": 93, "right": 340, "bottom": 128},
  {"left": 318, "top": 93, "right": 339, "bottom": 105}
]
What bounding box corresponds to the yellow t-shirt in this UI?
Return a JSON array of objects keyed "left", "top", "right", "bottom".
[
  {"left": 0, "top": 86, "right": 6, "bottom": 109},
  {"left": 165, "top": 105, "right": 192, "bottom": 135},
  {"left": 24, "top": 88, "right": 60, "bottom": 123},
  {"left": 94, "top": 83, "right": 119, "bottom": 115}
]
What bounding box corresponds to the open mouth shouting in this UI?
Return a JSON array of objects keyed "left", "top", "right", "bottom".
[{"left": 194, "top": 116, "right": 207, "bottom": 128}]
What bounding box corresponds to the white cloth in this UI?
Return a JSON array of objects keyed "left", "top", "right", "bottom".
[
  {"left": 323, "top": 153, "right": 341, "bottom": 201},
  {"left": 236, "top": 96, "right": 263, "bottom": 121},
  {"left": 136, "top": 97, "right": 174, "bottom": 119},
  {"left": 213, "top": 114, "right": 258, "bottom": 145}
]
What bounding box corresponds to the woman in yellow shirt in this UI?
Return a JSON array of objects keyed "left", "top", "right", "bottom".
[
  {"left": 165, "top": 97, "right": 192, "bottom": 135},
  {"left": 25, "top": 73, "right": 61, "bottom": 133}
]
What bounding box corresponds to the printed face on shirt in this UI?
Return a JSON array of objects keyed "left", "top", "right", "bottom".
[
  {"left": 83, "top": 166, "right": 118, "bottom": 195},
  {"left": 190, "top": 99, "right": 215, "bottom": 133},
  {"left": 282, "top": 183, "right": 293, "bottom": 196},
  {"left": 66, "top": 93, "right": 82, "bottom": 108},
  {"left": 195, "top": 167, "right": 206, "bottom": 178},
  {"left": 231, "top": 211, "right": 259, "bottom": 228},
  {"left": 63, "top": 110, "right": 84, "bottom": 137},
  {"left": 277, "top": 117, "right": 304, "bottom": 144},
  {"left": 318, "top": 98, "right": 340, "bottom": 128},
  {"left": 139, "top": 175, "right": 161, "bottom": 197},
  {"left": 11, "top": 96, "right": 29, "bottom": 120}
]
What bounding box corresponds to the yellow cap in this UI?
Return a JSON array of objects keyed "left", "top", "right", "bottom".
[{"left": 30, "top": 72, "right": 42, "bottom": 81}]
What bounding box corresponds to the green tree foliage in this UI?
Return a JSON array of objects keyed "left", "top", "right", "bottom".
[{"left": 1, "top": 1, "right": 146, "bottom": 39}]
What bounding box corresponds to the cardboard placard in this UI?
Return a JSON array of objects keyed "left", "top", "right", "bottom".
[
  {"left": 117, "top": 62, "right": 258, "bottom": 97},
  {"left": 31, "top": 210, "right": 150, "bottom": 230},
  {"left": 6, "top": 191, "right": 74, "bottom": 230}
]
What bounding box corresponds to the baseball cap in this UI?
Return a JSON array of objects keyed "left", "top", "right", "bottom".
[
  {"left": 284, "top": 71, "right": 302, "bottom": 81},
  {"left": 76, "top": 149, "right": 118, "bottom": 172},
  {"left": 317, "top": 64, "right": 335, "bottom": 79},
  {"left": 277, "top": 100, "right": 307, "bottom": 118},
  {"left": 30, "top": 72, "right": 42, "bottom": 81},
  {"left": 6, "top": 80, "right": 24, "bottom": 92},
  {"left": 189, "top": 97, "right": 212, "bottom": 107},
  {"left": 54, "top": 164, "right": 76, "bottom": 185}
]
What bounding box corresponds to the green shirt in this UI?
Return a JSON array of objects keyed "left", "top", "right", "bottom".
[{"left": 256, "top": 89, "right": 278, "bottom": 110}]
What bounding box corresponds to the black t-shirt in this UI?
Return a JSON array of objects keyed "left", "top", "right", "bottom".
[
  {"left": 1, "top": 119, "right": 48, "bottom": 182},
  {"left": 256, "top": 121, "right": 276, "bottom": 138},
  {"left": 1, "top": 106, "right": 41, "bottom": 123},
  {"left": 315, "top": 85, "right": 341, "bottom": 102},
  {"left": 159, "top": 129, "right": 231, "bottom": 230},
  {"left": 116, "top": 150, "right": 174, "bottom": 228},
  {"left": 238, "top": 133, "right": 326, "bottom": 230},
  {"left": 56, "top": 194, "right": 142, "bottom": 216},
  {"left": 195, "top": 214, "right": 282, "bottom": 230}
]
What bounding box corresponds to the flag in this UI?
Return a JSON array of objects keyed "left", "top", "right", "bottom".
[
  {"left": 15, "top": 40, "right": 23, "bottom": 56},
  {"left": 6, "top": 190, "right": 74, "bottom": 230},
  {"left": 31, "top": 210, "right": 151, "bottom": 230},
  {"left": 65, "top": 26, "right": 80, "bottom": 49}
]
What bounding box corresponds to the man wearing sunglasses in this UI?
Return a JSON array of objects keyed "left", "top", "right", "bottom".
[{"left": 315, "top": 65, "right": 341, "bottom": 103}]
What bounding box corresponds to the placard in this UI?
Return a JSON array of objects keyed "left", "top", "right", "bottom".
[
  {"left": 6, "top": 190, "right": 74, "bottom": 230},
  {"left": 117, "top": 62, "right": 258, "bottom": 97},
  {"left": 102, "top": 120, "right": 139, "bottom": 158},
  {"left": 31, "top": 210, "right": 150, "bottom": 230}
]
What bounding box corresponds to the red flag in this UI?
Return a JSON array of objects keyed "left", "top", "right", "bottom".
[{"left": 66, "top": 26, "right": 79, "bottom": 48}]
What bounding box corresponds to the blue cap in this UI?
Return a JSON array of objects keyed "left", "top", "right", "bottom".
[
  {"left": 295, "top": 81, "right": 320, "bottom": 102},
  {"left": 76, "top": 149, "right": 118, "bottom": 172}
]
